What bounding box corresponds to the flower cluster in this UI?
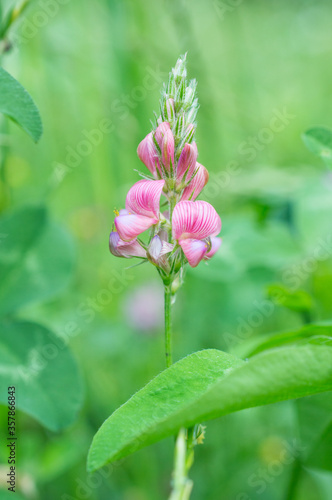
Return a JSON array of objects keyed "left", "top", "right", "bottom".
[{"left": 109, "top": 55, "right": 221, "bottom": 287}]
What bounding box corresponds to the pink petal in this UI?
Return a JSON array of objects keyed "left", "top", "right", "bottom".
[
  {"left": 204, "top": 237, "right": 222, "bottom": 260},
  {"left": 176, "top": 142, "right": 198, "bottom": 182},
  {"left": 160, "top": 240, "right": 174, "bottom": 256},
  {"left": 148, "top": 235, "right": 174, "bottom": 262},
  {"left": 147, "top": 235, "right": 163, "bottom": 261},
  {"left": 162, "top": 129, "right": 175, "bottom": 172},
  {"left": 181, "top": 163, "right": 209, "bottom": 201},
  {"left": 109, "top": 232, "right": 146, "bottom": 258},
  {"left": 137, "top": 132, "right": 160, "bottom": 177},
  {"left": 125, "top": 179, "right": 165, "bottom": 219},
  {"left": 115, "top": 213, "right": 156, "bottom": 241},
  {"left": 179, "top": 238, "right": 209, "bottom": 267},
  {"left": 172, "top": 200, "right": 221, "bottom": 241},
  {"left": 154, "top": 122, "right": 170, "bottom": 150}
]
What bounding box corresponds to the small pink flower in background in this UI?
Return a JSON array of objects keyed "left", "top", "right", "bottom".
[
  {"left": 172, "top": 200, "right": 222, "bottom": 267},
  {"left": 114, "top": 179, "right": 165, "bottom": 241},
  {"left": 122, "top": 283, "right": 164, "bottom": 333},
  {"left": 109, "top": 232, "right": 146, "bottom": 259}
]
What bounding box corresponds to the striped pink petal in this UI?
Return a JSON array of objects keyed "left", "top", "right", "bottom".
[
  {"left": 176, "top": 142, "right": 198, "bottom": 182},
  {"left": 126, "top": 179, "right": 165, "bottom": 219},
  {"left": 172, "top": 200, "right": 221, "bottom": 241},
  {"left": 114, "top": 213, "right": 155, "bottom": 241},
  {"left": 148, "top": 235, "right": 174, "bottom": 262},
  {"left": 162, "top": 129, "right": 175, "bottom": 172},
  {"left": 137, "top": 132, "right": 160, "bottom": 177},
  {"left": 154, "top": 122, "right": 171, "bottom": 150},
  {"left": 179, "top": 238, "right": 209, "bottom": 267},
  {"left": 109, "top": 232, "right": 146, "bottom": 258},
  {"left": 204, "top": 237, "right": 222, "bottom": 260},
  {"left": 181, "top": 163, "right": 209, "bottom": 201}
]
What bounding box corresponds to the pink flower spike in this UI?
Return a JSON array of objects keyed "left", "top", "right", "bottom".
[
  {"left": 204, "top": 237, "right": 222, "bottom": 260},
  {"left": 172, "top": 200, "right": 221, "bottom": 241},
  {"left": 176, "top": 142, "right": 198, "bottom": 182},
  {"left": 179, "top": 239, "right": 210, "bottom": 268},
  {"left": 181, "top": 163, "right": 209, "bottom": 201},
  {"left": 154, "top": 122, "right": 171, "bottom": 150},
  {"left": 109, "top": 232, "right": 146, "bottom": 259},
  {"left": 137, "top": 132, "right": 160, "bottom": 177},
  {"left": 162, "top": 129, "right": 175, "bottom": 172},
  {"left": 126, "top": 179, "right": 165, "bottom": 219}
]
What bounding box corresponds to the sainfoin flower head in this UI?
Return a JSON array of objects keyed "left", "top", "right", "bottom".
[{"left": 110, "top": 54, "right": 222, "bottom": 284}]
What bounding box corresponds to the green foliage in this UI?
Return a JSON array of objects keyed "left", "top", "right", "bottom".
[
  {"left": 0, "top": 206, "right": 75, "bottom": 316},
  {"left": 302, "top": 127, "right": 332, "bottom": 168},
  {"left": 267, "top": 283, "right": 314, "bottom": 314},
  {"left": 0, "top": 67, "right": 42, "bottom": 142},
  {"left": 232, "top": 323, "right": 332, "bottom": 358},
  {"left": 88, "top": 345, "right": 332, "bottom": 471},
  {"left": 0, "top": 492, "right": 25, "bottom": 500},
  {"left": 297, "top": 393, "right": 332, "bottom": 471},
  {"left": 0, "top": 319, "right": 83, "bottom": 430}
]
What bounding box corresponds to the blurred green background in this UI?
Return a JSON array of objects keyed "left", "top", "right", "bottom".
[{"left": 1, "top": 0, "right": 332, "bottom": 498}]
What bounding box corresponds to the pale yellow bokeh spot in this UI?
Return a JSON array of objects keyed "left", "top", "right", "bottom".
[
  {"left": 259, "top": 436, "right": 287, "bottom": 465},
  {"left": 6, "top": 156, "right": 31, "bottom": 188},
  {"left": 68, "top": 207, "right": 103, "bottom": 241}
]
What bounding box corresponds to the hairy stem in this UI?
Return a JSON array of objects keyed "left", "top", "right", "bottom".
[
  {"left": 164, "top": 284, "right": 173, "bottom": 368},
  {"left": 168, "top": 429, "right": 194, "bottom": 500},
  {"left": 164, "top": 284, "right": 194, "bottom": 499}
]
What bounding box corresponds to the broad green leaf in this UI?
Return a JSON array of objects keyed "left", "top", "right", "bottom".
[
  {"left": 0, "top": 67, "right": 42, "bottom": 142},
  {"left": 0, "top": 492, "right": 25, "bottom": 500},
  {"left": 308, "top": 469, "right": 332, "bottom": 498},
  {"left": 231, "top": 323, "right": 332, "bottom": 359},
  {"left": 297, "top": 393, "right": 332, "bottom": 471},
  {"left": 0, "top": 320, "right": 83, "bottom": 430},
  {"left": 302, "top": 127, "right": 332, "bottom": 167},
  {"left": 267, "top": 283, "right": 313, "bottom": 313},
  {"left": 87, "top": 345, "right": 332, "bottom": 471},
  {"left": 0, "top": 206, "right": 75, "bottom": 316}
]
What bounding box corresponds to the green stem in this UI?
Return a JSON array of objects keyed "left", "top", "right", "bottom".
[
  {"left": 164, "top": 284, "right": 172, "bottom": 368},
  {"left": 285, "top": 458, "right": 302, "bottom": 500},
  {"left": 168, "top": 429, "right": 194, "bottom": 500},
  {"left": 164, "top": 283, "right": 194, "bottom": 499}
]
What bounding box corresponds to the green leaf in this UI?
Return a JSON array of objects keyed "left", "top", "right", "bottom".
[
  {"left": 0, "top": 206, "right": 75, "bottom": 316},
  {"left": 0, "top": 320, "right": 83, "bottom": 430},
  {"left": 87, "top": 345, "right": 332, "bottom": 471},
  {"left": 297, "top": 393, "right": 332, "bottom": 471},
  {"left": 302, "top": 127, "right": 332, "bottom": 167},
  {"left": 0, "top": 492, "right": 25, "bottom": 500},
  {"left": 0, "top": 67, "right": 42, "bottom": 142},
  {"left": 267, "top": 283, "right": 314, "bottom": 313},
  {"left": 231, "top": 323, "right": 332, "bottom": 359}
]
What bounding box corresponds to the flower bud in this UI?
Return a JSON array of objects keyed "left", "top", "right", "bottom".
[
  {"left": 162, "top": 129, "right": 175, "bottom": 173},
  {"left": 182, "top": 124, "right": 196, "bottom": 145},
  {"left": 165, "top": 98, "right": 175, "bottom": 122},
  {"left": 185, "top": 79, "right": 197, "bottom": 108}
]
